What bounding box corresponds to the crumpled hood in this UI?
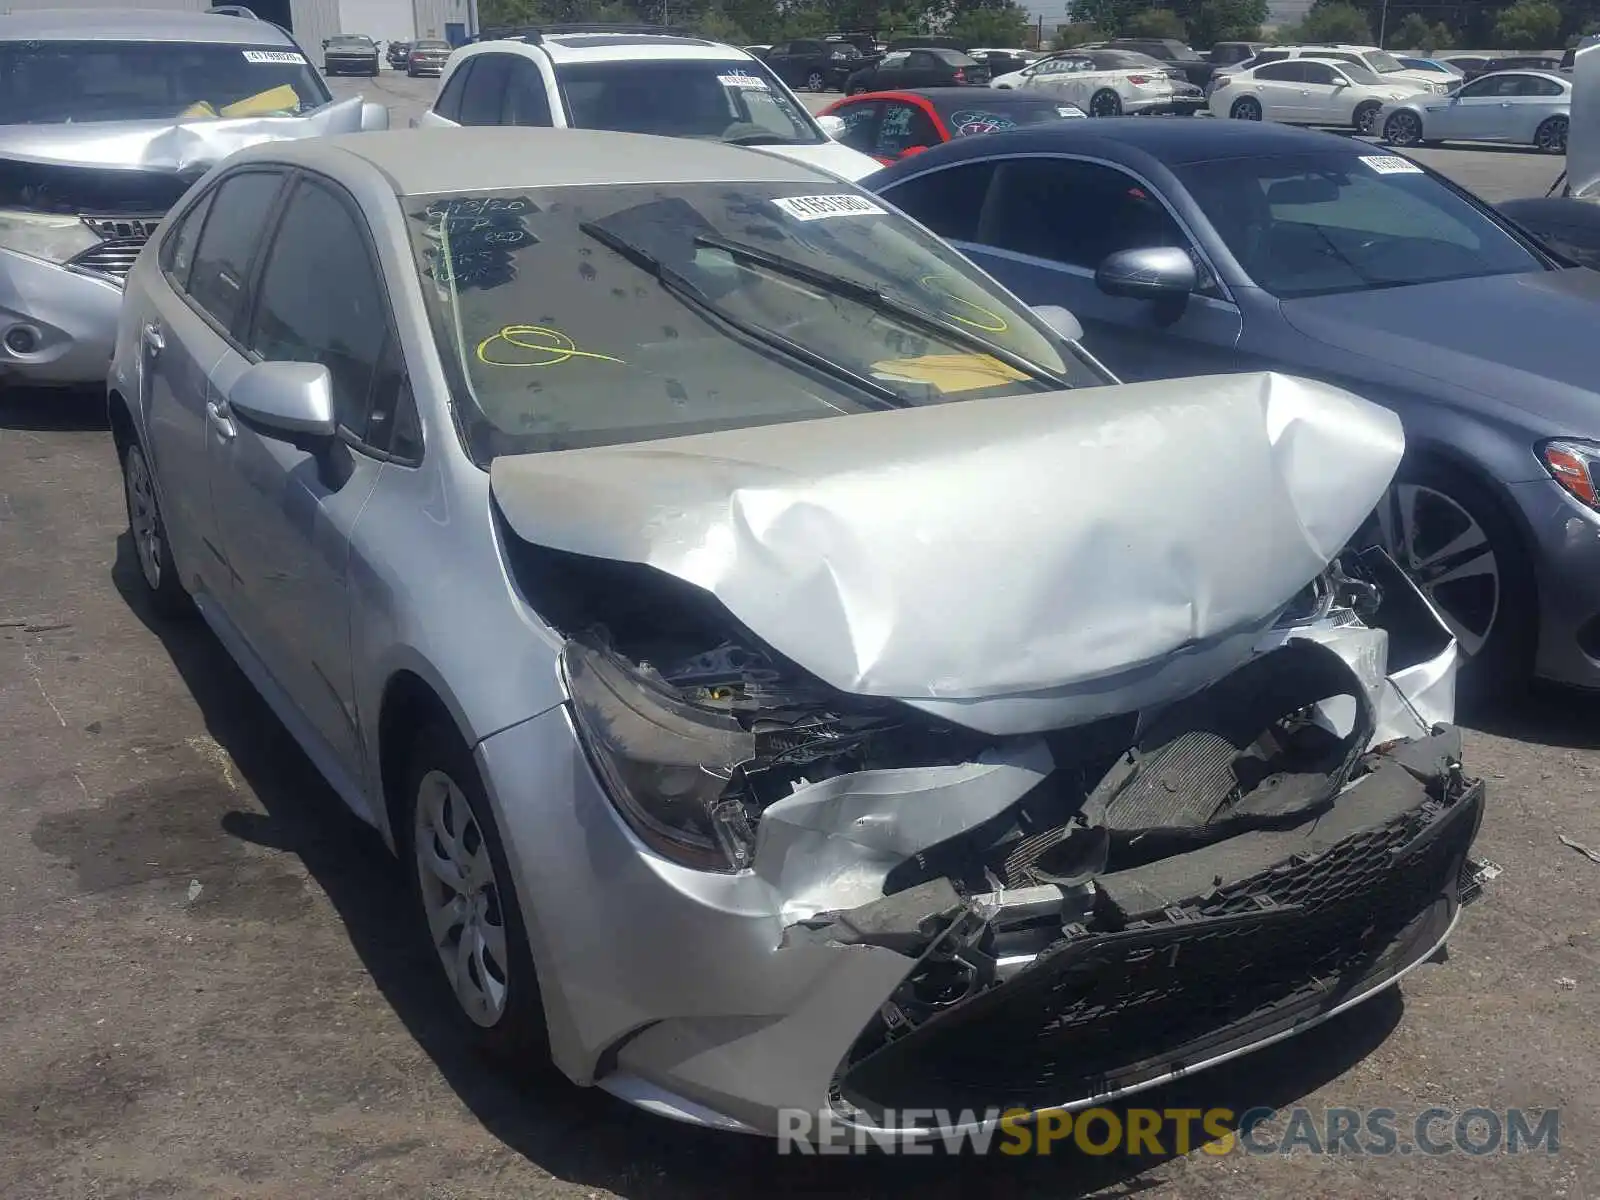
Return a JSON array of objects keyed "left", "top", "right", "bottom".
[
  {"left": 0, "top": 95, "right": 371, "bottom": 175},
  {"left": 1280, "top": 270, "right": 1600, "bottom": 426},
  {"left": 493, "top": 372, "right": 1403, "bottom": 735},
  {"left": 750, "top": 140, "right": 882, "bottom": 182}
]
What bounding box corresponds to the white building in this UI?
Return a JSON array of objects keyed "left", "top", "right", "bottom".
[{"left": 0, "top": 0, "right": 480, "bottom": 58}]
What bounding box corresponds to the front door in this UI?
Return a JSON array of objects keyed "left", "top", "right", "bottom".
[
  {"left": 145, "top": 170, "right": 288, "bottom": 597},
  {"left": 1429, "top": 73, "right": 1520, "bottom": 139},
  {"left": 1295, "top": 61, "right": 1346, "bottom": 124},
  {"left": 208, "top": 174, "right": 393, "bottom": 773}
]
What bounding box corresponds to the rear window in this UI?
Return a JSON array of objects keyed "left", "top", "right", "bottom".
[
  {"left": 556, "top": 59, "right": 824, "bottom": 146},
  {"left": 0, "top": 40, "right": 331, "bottom": 123}
]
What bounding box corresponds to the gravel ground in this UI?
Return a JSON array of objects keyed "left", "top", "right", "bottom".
[{"left": 0, "top": 73, "right": 1593, "bottom": 1200}]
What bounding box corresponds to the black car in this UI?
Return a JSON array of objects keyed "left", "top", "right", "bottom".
[
  {"left": 1448, "top": 53, "right": 1563, "bottom": 82},
  {"left": 764, "top": 37, "right": 864, "bottom": 91},
  {"left": 406, "top": 38, "right": 451, "bottom": 77},
  {"left": 845, "top": 47, "right": 989, "bottom": 94},
  {"left": 322, "top": 33, "right": 378, "bottom": 76},
  {"left": 387, "top": 39, "right": 411, "bottom": 68},
  {"left": 1104, "top": 37, "right": 1216, "bottom": 86},
  {"left": 1209, "top": 40, "right": 1266, "bottom": 66},
  {"left": 1496, "top": 197, "right": 1600, "bottom": 270}
]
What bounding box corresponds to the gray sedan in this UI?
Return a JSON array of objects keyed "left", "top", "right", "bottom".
[
  {"left": 107, "top": 126, "right": 1484, "bottom": 1137},
  {"left": 1377, "top": 69, "right": 1571, "bottom": 152},
  {"left": 867, "top": 118, "right": 1600, "bottom": 691}
]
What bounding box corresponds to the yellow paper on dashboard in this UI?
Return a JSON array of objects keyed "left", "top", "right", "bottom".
[
  {"left": 179, "top": 100, "right": 219, "bottom": 119},
  {"left": 220, "top": 84, "right": 300, "bottom": 118},
  {"left": 870, "top": 352, "right": 1029, "bottom": 394}
]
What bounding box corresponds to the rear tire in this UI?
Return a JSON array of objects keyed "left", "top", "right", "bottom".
[
  {"left": 402, "top": 720, "right": 552, "bottom": 1065},
  {"left": 120, "top": 439, "right": 191, "bottom": 620},
  {"left": 1230, "top": 95, "right": 1262, "bottom": 121},
  {"left": 1089, "top": 89, "right": 1122, "bottom": 117},
  {"left": 1535, "top": 115, "right": 1568, "bottom": 154}
]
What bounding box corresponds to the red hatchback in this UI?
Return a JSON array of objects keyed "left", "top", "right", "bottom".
[{"left": 821, "top": 86, "right": 1085, "bottom": 165}]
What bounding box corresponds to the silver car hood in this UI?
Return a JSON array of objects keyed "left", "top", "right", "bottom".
[
  {"left": 492, "top": 371, "right": 1404, "bottom": 735},
  {"left": 0, "top": 95, "right": 370, "bottom": 175}
]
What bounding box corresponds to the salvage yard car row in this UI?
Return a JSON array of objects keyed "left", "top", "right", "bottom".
[{"left": 3, "top": 6, "right": 1597, "bottom": 1153}]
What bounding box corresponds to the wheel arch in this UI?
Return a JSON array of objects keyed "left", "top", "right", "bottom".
[
  {"left": 376, "top": 667, "right": 475, "bottom": 854},
  {"left": 107, "top": 386, "right": 134, "bottom": 458}
]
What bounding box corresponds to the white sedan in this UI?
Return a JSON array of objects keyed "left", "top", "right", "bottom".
[
  {"left": 1208, "top": 58, "right": 1426, "bottom": 134},
  {"left": 994, "top": 49, "right": 1190, "bottom": 117},
  {"left": 1378, "top": 70, "right": 1571, "bottom": 153}
]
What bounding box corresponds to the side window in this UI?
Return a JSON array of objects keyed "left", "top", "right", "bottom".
[
  {"left": 502, "top": 57, "right": 552, "bottom": 125},
  {"left": 878, "top": 51, "right": 910, "bottom": 70},
  {"left": 876, "top": 101, "right": 940, "bottom": 157},
  {"left": 187, "top": 171, "right": 284, "bottom": 332},
  {"left": 1254, "top": 62, "right": 1304, "bottom": 82},
  {"left": 1530, "top": 76, "right": 1565, "bottom": 97},
  {"left": 1301, "top": 63, "right": 1339, "bottom": 85},
  {"left": 1253, "top": 50, "right": 1288, "bottom": 65},
  {"left": 161, "top": 188, "right": 215, "bottom": 290},
  {"left": 457, "top": 53, "right": 511, "bottom": 125},
  {"left": 907, "top": 51, "right": 937, "bottom": 70},
  {"left": 833, "top": 100, "right": 882, "bottom": 152},
  {"left": 977, "top": 158, "right": 1190, "bottom": 272},
  {"left": 880, "top": 161, "right": 997, "bottom": 241},
  {"left": 435, "top": 59, "right": 473, "bottom": 119},
  {"left": 247, "top": 179, "right": 391, "bottom": 442}
]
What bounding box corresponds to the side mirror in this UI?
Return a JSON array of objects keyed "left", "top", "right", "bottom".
[
  {"left": 1331, "top": 79, "right": 1348, "bottom": 88},
  {"left": 816, "top": 113, "right": 847, "bottom": 139},
  {"left": 1031, "top": 303, "right": 1084, "bottom": 342},
  {"left": 360, "top": 101, "right": 389, "bottom": 131},
  {"left": 1095, "top": 246, "right": 1197, "bottom": 299},
  {"left": 322, "top": 38, "right": 330, "bottom": 47},
  {"left": 229, "top": 361, "right": 337, "bottom": 451}
]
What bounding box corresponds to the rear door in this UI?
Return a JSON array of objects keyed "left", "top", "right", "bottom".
[
  {"left": 903, "top": 50, "right": 942, "bottom": 87},
  {"left": 1249, "top": 61, "right": 1306, "bottom": 119}
]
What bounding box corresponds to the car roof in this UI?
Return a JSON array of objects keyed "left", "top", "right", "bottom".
[
  {"left": 866, "top": 116, "right": 1366, "bottom": 180},
  {"left": 0, "top": 7, "right": 296, "bottom": 44},
  {"left": 1475, "top": 68, "right": 1569, "bottom": 82},
  {"left": 230, "top": 127, "right": 835, "bottom": 193},
  {"left": 500, "top": 32, "right": 756, "bottom": 64}
]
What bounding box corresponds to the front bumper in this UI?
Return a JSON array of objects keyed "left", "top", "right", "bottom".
[
  {"left": 1508, "top": 475, "right": 1600, "bottom": 687},
  {"left": 327, "top": 56, "right": 379, "bottom": 74},
  {"left": 0, "top": 247, "right": 123, "bottom": 387},
  {"left": 408, "top": 58, "right": 447, "bottom": 74}
]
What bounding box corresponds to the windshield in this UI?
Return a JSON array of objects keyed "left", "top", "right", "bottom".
[
  {"left": 0, "top": 40, "right": 331, "bottom": 123},
  {"left": 1175, "top": 153, "right": 1543, "bottom": 298},
  {"left": 415, "top": 40, "right": 450, "bottom": 49},
  {"left": 1365, "top": 50, "right": 1406, "bottom": 73},
  {"left": 407, "top": 183, "right": 1101, "bottom": 463},
  {"left": 328, "top": 37, "right": 372, "bottom": 46},
  {"left": 555, "top": 59, "right": 823, "bottom": 146}
]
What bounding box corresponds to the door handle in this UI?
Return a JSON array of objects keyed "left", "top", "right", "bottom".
[
  {"left": 1500, "top": 101, "right": 1512, "bottom": 107},
  {"left": 206, "top": 398, "right": 235, "bottom": 440},
  {"left": 141, "top": 321, "right": 164, "bottom": 356}
]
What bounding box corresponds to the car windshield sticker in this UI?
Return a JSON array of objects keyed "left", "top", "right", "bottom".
[
  {"left": 950, "top": 109, "right": 1018, "bottom": 134},
  {"left": 242, "top": 50, "right": 307, "bottom": 64},
  {"left": 718, "top": 72, "right": 770, "bottom": 89},
  {"left": 771, "top": 194, "right": 887, "bottom": 221},
  {"left": 414, "top": 195, "right": 539, "bottom": 291},
  {"left": 477, "top": 325, "right": 626, "bottom": 368},
  {"left": 919, "top": 273, "right": 1008, "bottom": 332},
  {"left": 1361, "top": 154, "right": 1424, "bottom": 175}
]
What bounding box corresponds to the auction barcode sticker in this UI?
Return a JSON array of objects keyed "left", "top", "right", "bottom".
[
  {"left": 1361, "top": 154, "right": 1423, "bottom": 175},
  {"left": 718, "top": 73, "right": 770, "bottom": 89},
  {"left": 771, "top": 194, "right": 887, "bottom": 221},
  {"left": 242, "top": 49, "right": 308, "bottom": 64}
]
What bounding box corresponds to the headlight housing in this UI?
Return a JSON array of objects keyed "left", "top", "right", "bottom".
[
  {"left": 563, "top": 640, "right": 756, "bottom": 872},
  {"left": 1539, "top": 439, "right": 1600, "bottom": 510}
]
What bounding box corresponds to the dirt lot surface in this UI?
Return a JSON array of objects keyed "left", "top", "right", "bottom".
[{"left": 0, "top": 78, "right": 1594, "bottom": 1199}]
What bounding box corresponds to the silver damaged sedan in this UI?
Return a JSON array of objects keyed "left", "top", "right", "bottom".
[{"left": 108, "top": 128, "right": 1488, "bottom": 1138}]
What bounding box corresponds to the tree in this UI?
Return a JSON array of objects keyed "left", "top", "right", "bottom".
[
  {"left": 1287, "top": 1, "right": 1372, "bottom": 44},
  {"left": 1390, "top": 11, "right": 1453, "bottom": 50},
  {"left": 1495, "top": 0, "right": 1561, "bottom": 48},
  {"left": 1124, "top": 6, "right": 1186, "bottom": 37},
  {"left": 1070, "top": 0, "right": 1143, "bottom": 35},
  {"left": 1051, "top": 19, "right": 1099, "bottom": 46},
  {"left": 1183, "top": 0, "right": 1266, "bottom": 45},
  {"left": 946, "top": 0, "right": 1032, "bottom": 47}
]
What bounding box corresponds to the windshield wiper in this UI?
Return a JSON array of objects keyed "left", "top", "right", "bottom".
[
  {"left": 693, "top": 232, "right": 1076, "bottom": 390},
  {"left": 578, "top": 220, "right": 906, "bottom": 408},
  {"left": 721, "top": 131, "right": 808, "bottom": 146}
]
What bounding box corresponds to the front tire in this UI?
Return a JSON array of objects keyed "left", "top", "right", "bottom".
[
  {"left": 403, "top": 721, "right": 550, "bottom": 1063},
  {"left": 806, "top": 70, "right": 826, "bottom": 92},
  {"left": 1089, "top": 89, "right": 1122, "bottom": 117},
  {"left": 1383, "top": 109, "right": 1423, "bottom": 146},
  {"left": 1230, "top": 95, "right": 1262, "bottom": 121},
  {"left": 1353, "top": 100, "right": 1382, "bottom": 135},
  {"left": 1535, "top": 115, "right": 1568, "bottom": 154},
  {"left": 121, "top": 439, "right": 191, "bottom": 619}
]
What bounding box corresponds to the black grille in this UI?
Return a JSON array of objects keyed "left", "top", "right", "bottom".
[
  {"left": 837, "top": 779, "right": 1484, "bottom": 1121},
  {"left": 68, "top": 237, "right": 146, "bottom": 282}
]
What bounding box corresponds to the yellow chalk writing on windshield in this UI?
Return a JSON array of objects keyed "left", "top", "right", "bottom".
[
  {"left": 476, "top": 325, "right": 626, "bottom": 367},
  {"left": 918, "top": 273, "right": 1009, "bottom": 333}
]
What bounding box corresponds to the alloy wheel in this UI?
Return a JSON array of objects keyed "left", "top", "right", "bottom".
[
  {"left": 1536, "top": 116, "right": 1567, "bottom": 154},
  {"left": 1362, "top": 483, "right": 1501, "bottom": 657},
  {"left": 1385, "top": 110, "right": 1422, "bottom": 146},
  {"left": 1231, "top": 97, "right": 1261, "bottom": 121},
  {"left": 124, "top": 446, "right": 164, "bottom": 591},
  {"left": 414, "top": 769, "right": 510, "bottom": 1028},
  {"left": 1355, "top": 103, "right": 1380, "bottom": 135},
  {"left": 807, "top": 70, "right": 825, "bottom": 91},
  {"left": 1090, "top": 90, "right": 1122, "bottom": 117}
]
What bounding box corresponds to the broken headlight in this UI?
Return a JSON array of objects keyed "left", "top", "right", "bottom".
[
  {"left": 0, "top": 209, "right": 100, "bottom": 265},
  {"left": 563, "top": 640, "right": 756, "bottom": 872}
]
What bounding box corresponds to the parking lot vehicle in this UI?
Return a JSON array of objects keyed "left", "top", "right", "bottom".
[
  {"left": 1210, "top": 57, "right": 1428, "bottom": 133},
  {"left": 323, "top": 33, "right": 379, "bottom": 76},
  {"left": 407, "top": 38, "right": 452, "bottom": 76},
  {"left": 1212, "top": 45, "right": 1448, "bottom": 93},
  {"left": 968, "top": 46, "right": 1038, "bottom": 77},
  {"left": 821, "top": 87, "right": 1083, "bottom": 163},
  {"left": 845, "top": 46, "right": 989, "bottom": 94},
  {"left": 867, "top": 118, "right": 1600, "bottom": 689},
  {"left": 1002, "top": 49, "right": 1201, "bottom": 116},
  {"left": 414, "top": 30, "right": 879, "bottom": 181},
  {"left": 1209, "top": 40, "right": 1266, "bottom": 66},
  {"left": 1395, "top": 56, "right": 1465, "bottom": 88},
  {"left": 388, "top": 40, "right": 412, "bottom": 68},
  {"left": 765, "top": 37, "right": 863, "bottom": 91},
  {"left": 1099, "top": 37, "right": 1216, "bottom": 87},
  {"left": 0, "top": 7, "right": 384, "bottom": 388},
  {"left": 108, "top": 124, "right": 1485, "bottom": 1137},
  {"left": 1379, "top": 70, "right": 1571, "bottom": 152}
]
